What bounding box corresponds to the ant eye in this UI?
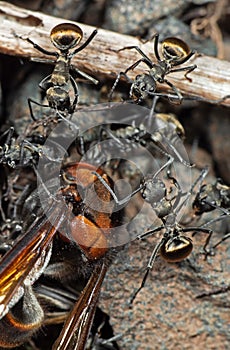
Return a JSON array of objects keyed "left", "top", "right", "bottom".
[
  {"left": 162, "top": 37, "right": 190, "bottom": 63},
  {"left": 160, "top": 236, "right": 193, "bottom": 262},
  {"left": 50, "top": 23, "right": 83, "bottom": 50}
]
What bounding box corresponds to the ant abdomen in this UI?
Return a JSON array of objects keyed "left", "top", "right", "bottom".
[
  {"left": 160, "top": 235, "right": 193, "bottom": 262},
  {"left": 162, "top": 37, "right": 192, "bottom": 64},
  {"left": 50, "top": 23, "right": 83, "bottom": 51}
]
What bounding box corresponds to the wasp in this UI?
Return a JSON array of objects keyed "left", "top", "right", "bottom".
[
  {"left": 38, "top": 280, "right": 120, "bottom": 349},
  {"left": 0, "top": 161, "right": 123, "bottom": 348},
  {"left": 109, "top": 34, "right": 196, "bottom": 104},
  {"left": 18, "top": 23, "right": 98, "bottom": 119}
]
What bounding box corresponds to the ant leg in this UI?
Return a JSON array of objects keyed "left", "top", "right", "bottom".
[
  {"left": 137, "top": 225, "right": 164, "bottom": 240},
  {"left": 166, "top": 172, "right": 185, "bottom": 209},
  {"left": 170, "top": 64, "right": 197, "bottom": 82},
  {"left": 56, "top": 110, "right": 79, "bottom": 134},
  {"left": 147, "top": 96, "right": 160, "bottom": 123},
  {"left": 196, "top": 213, "right": 230, "bottom": 257},
  {"left": 189, "top": 227, "right": 213, "bottom": 256},
  {"left": 28, "top": 98, "right": 49, "bottom": 121},
  {"left": 38, "top": 74, "right": 52, "bottom": 91},
  {"left": 184, "top": 94, "right": 230, "bottom": 105},
  {"left": 0, "top": 126, "right": 14, "bottom": 147},
  {"left": 147, "top": 91, "right": 183, "bottom": 102},
  {"left": 91, "top": 171, "right": 143, "bottom": 207},
  {"left": 26, "top": 38, "right": 57, "bottom": 57},
  {"left": 13, "top": 183, "right": 34, "bottom": 219},
  {"left": 69, "top": 75, "right": 79, "bottom": 114},
  {"left": 163, "top": 79, "right": 183, "bottom": 102},
  {"left": 196, "top": 285, "right": 230, "bottom": 298},
  {"left": 118, "top": 46, "right": 153, "bottom": 66},
  {"left": 99, "top": 126, "right": 128, "bottom": 151},
  {"left": 129, "top": 269, "right": 150, "bottom": 304},
  {"left": 149, "top": 125, "right": 192, "bottom": 167},
  {"left": 160, "top": 136, "right": 193, "bottom": 167},
  {"left": 109, "top": 72, "right": 132, "bottom": 102},
  {"left": 179, "top": 167, "right": 210, "bottom": 224},
  {"left": 71, "top": 29, "right": 98, "bottom": 55},
  {"left": 109, "top": 58, "right": 150, "bottom": 101},
  {"left": 145, "top": 134, "right": 177, "bottom": 167},
  {"left": 173, "top": 50, "right": 196, "bottom": 66},
  {"left": 75, "top": 136, "right": 86, "bottom": 156},
  {"left": 19, "top": 140, "right": 31, "bottom": 167},
  {"left": 71, "top": 66, "right": 99, "bottom": 85},
  {"left": 191, "top": 167, "right": 209, "bottom": 194},
  {"left": 124, "top": 58, "right": 153, "bottom": 73},
  {"left": 152, "top": 156, "right": 174, "bottom": 178},
  {"left": 153, "top": 33, "right": 161, "bottom": 61},
  {"left": 130, "top": 237, "right": 165, "bottom": 304},
  {"left": 212, "top": 232, "right": 230, "bottom": 250}
]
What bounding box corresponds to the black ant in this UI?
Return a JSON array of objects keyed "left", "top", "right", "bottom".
[
  {"left": 0, "top": 127, "right": 65, "bottom": 169},
  {"left": 16, "top": 23, "right": 98, "bottom": 119},
  {"left": 93, "top": 168, "right": 213, "bottom": 303},
  {"left": 128, "top": 169, "right": 216, "bottom": 302},
  {"left": 109, "top": 34, "right": 197, "bottom": 104},
  {"left": 192, "top": 175, "right": 230, "bottom": 256},
  {"left": 78, "top": 99, "right": 192, "bottom": 169},
  {"left": 101, "top": 110, "right": 190, "bottom": 167},
  {"left": 193, "top": 179, "right": 230, "bottom": 216}
]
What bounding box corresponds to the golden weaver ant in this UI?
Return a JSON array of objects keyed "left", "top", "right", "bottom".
[{"left": 16, "top": 23, "right": 99, "bottom": 119}]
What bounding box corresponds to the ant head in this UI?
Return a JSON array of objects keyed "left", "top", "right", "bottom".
[
  {"left": 142, "top": 177, "right": 166, "bottom": 204},
  {"left": 50, "top": 23, "right": 83, "bottom": 51},
  {"left": 161, "top": 37, "right": 191, "bottom": 65},
  {"left": 160, "top": 235, "right": 193, "bottom": 262}
]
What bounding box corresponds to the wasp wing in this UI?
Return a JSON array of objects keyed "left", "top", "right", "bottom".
[{"left": 0, "top": 203, "right": 68, "bottom": 319}]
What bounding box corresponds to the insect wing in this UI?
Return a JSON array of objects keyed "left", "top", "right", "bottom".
[
  {"left": 52, "top": 262, "right": 108, "bottom": 350},
  {"left": 0, "top": 203, "right": 67, "bottom": 319}
]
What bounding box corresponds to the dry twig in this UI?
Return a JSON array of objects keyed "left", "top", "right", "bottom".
[{"left": 0, "top": 1, "right": 229, "bottom": 106}]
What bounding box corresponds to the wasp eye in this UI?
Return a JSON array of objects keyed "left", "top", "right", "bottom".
[{"left": 160, "top": 236, "right": 193, "bottom": 262}]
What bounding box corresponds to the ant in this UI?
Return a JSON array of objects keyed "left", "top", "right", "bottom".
[
  {"left": 193, "top": 178, "right": 230, "bottom": 216},
  {"left": 17, "top": 23, "right": 99, "bottom": 119},
  {"left": 192, "top": 176, "right": 230, "bottom": 256},
  {"left": 128, "top": 169, "right": 216, "bottom": 302},
  {"left": 101, "top": 110, "right": 190, "bottom": 167},
  {"left": 93, "top": 168, "right": 213, "bottom": 303},
  {"left": 0, "top": 127, "right": 65, "bottom": 169},
  {"left": 109, "top": 34, "right": 197, "bottom": 104},
  {"left": 79, "top": 99, "right": 192, "bottom": 169}
]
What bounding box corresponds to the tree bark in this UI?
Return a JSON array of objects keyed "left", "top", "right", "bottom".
[{"left": 0, "top": 1, "right": 229, "bottom": 106}]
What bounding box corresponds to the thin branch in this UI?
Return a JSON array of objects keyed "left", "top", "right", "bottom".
[{"left": 0, "top": 1, "right": 229, "bottom": 106}]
